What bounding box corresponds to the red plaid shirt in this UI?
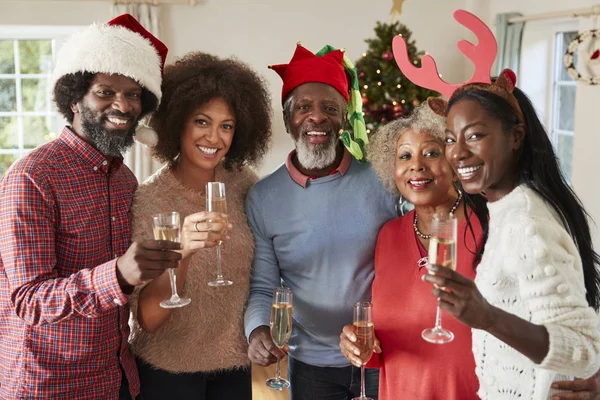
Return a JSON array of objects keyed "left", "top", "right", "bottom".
[{"left": 0, "top": 127, "right": 139, "bottom": 399}]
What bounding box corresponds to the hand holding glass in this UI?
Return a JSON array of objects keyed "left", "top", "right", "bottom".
[
  {"left": 422, "top": 212, "right": 457, "bottom": 344},
  {"left": 152, "top": 211, "right": 191, "bottom": 308},
  {"left": 352, "top": 301, "right": 374, "bottom": 400},
  {"left": 266, "top": 287, "right": 292, "bottom": 391},
  {"left": 206, "top": 182, "right": 233, "bottom": 286}
]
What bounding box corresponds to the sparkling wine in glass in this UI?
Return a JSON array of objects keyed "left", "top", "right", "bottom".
[
  {"left": 266, "top": 287, "right": 293, "bottom": 391},
  {"left": 422, "top": 212, "right": 457, "bottom": 344},
  {"left": 206, "top": 182, "right": 233, "bottom": 287},
  {"left": 153, "top": 211, "right": 191, "bottom": 308},
  {"left": 352, "top": 301, "right": 374, "bottom": 400}
]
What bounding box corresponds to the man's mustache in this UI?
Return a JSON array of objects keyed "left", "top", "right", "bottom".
[
  {"left": 301, "top": 123, "right": 333, "bottom": 134},
  {"left": 103, "top": 111, "right": 136, "bottom": 120}
]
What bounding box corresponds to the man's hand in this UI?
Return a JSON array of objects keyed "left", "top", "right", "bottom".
[
  {"left": 248, "top": 325, "right": 288, "bottom": 367},
  {"left": 340, "top": 323, "right": 382, "bottom": 367},
  {"left": 116, "top": 240, "right": 182, "bottom": 288},
  {"left": 551, "top": 369, "right": 600, "bottom": 399}
]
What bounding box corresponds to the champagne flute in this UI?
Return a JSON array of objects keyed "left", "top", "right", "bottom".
[
  {"left": 266, "top": 287, "right": 293, "bottom": 391},
  {"left": 352, "top": 301, "right": 374, "bottom": 400},
  {"left": 422, "top": 212, "right": 457, "bottom": 344},
  {"left": 152, "top": 211, "right": 191, "bottom": 308},
  {"left": 206, "top": 182, "right": 233, "bottom": 287}
]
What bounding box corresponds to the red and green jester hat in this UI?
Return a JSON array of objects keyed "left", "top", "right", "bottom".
[{"left": 269, "top": 43, "right": 368, "bottom": 163}]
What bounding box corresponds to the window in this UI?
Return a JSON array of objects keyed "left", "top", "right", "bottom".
[
  {"left": 0, "top": 26, "right": 82, "bottom": 178},
  {"left": 551, "top": 31, "right": 578, "bottom": 183}
]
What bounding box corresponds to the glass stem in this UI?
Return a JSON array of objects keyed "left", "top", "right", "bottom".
[
  {"left": 216, "top": 245, "right": 223, "bottom": 279},
  {"left": 168, "top": 268, "right": 180, "bottom": 300},
  {"left": 275, "top": 359, "right": 281, "bottom": 380},
  {"left": 360, "top": 365, "right": 366, "bottom": 399},
  {"left": 435, "top": 297, "right": 443, "bottom": 329}
]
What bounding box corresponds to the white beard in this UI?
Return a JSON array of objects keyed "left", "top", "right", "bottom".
[{"left": 294, "top": 134, "right": 338, "bottom": 170}]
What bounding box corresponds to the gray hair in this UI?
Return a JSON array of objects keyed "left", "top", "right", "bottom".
[{"left": 366, "top": 101, "right": 447, "bottom": 196}]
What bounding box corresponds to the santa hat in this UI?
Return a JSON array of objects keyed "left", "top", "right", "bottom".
[
  {"left": 270, "top": 43, "right": 349, "bottom": 104},
  {"left": 52, "top": 13, "right": 168, "bottom": 104},
  {"left": 270, "top": 43, "right": 369, "bottom": 163}
]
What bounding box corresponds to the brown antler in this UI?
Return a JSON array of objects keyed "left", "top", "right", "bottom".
[{"left": 392, "top": 9, "right": 498, "bottom": 99}]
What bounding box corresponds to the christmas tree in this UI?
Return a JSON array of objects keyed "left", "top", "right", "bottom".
[{"left": 356, "top": 21, "right": 438, "bottom": 131}]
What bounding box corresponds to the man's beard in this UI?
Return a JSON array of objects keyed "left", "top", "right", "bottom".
[
  {"left": 293, "top": 131, "right": 339, "bottom": 170},
  {"left": 79, "top": 103, "right": 138, "bottom": 157}
]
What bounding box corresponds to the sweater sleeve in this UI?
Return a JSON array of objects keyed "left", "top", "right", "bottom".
[
  {"left": 508, "top": 216, "right": 600, "bottom": 378},
  {"left": 243, "top": 185, "right": 281, "bottom": 341}
]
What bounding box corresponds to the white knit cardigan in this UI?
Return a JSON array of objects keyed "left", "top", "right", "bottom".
[{"left": 473, "top": 185, "right": 600, "bottom": 399}]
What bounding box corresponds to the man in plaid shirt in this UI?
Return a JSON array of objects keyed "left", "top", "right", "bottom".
[{"left": 0, "top": 14, "right": 179, "bottom": 400}]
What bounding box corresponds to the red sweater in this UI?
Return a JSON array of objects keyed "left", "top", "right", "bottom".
[{"left": 368, "top": 210, "right": 482, "bottom": 400}]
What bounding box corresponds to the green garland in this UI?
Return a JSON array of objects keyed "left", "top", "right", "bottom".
[{"left": 316, "top": 45, "right": 368, "bottom": 163}]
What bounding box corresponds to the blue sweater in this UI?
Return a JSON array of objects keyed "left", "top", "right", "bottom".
[{"left": 244, "top": 157, "right": 397, "bottom": 367}]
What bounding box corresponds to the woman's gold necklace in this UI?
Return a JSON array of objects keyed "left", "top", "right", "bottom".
[{"left": 413, "top": 190, "right": 463, "bottom": 240}]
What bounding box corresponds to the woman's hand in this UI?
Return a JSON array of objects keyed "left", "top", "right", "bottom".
[
  {"left": 422, "top": 264, "right": 496, "bottom": 330},
  {"left": 339, "top": 324, "right": 382, "bottom": 368},
  {"left": 180, "top": 211, "right": 232, "bottom": 260},
  {"left": 551, "top": 368, "right": 600, "bottom": 399}
]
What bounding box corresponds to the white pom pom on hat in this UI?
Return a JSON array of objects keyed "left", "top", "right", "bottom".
[{"left": 135, "top": 126, "right": 159, "bottom": 148}]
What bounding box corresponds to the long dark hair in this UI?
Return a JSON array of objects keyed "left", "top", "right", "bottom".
[
  {"left": 462, "top": 191, "right": 489, "bottom": 269},
  {"left": 448, "top": 87, "right": 600, "bottom": 311}
]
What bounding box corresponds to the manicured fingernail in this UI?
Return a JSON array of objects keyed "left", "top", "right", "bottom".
[
  {"left": 225, "top": 236, "right": 231, "bottom": 240},
  {"left": 349, "top": 334, "right": 356, "bottom": 342},
  {"left": 353, "top": 349, "right": 360, "bottom": 356}
]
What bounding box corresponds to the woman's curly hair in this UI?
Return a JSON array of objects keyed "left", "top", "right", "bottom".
[
  {"left": 366, "top": 101, "right": 446, "bottom": 196},
  {"left": 150, "top": 52, "right": 272, "bottom": 170},
  {"left": 53, "top": 72, "right": 158, "bottom": 124}
]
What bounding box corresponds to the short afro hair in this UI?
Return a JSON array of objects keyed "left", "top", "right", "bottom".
[
  {"left": 53, "top": 72, "right": 158, "bottom": 124},
  {"left": 150, "top": 52, "right": 272, "bottom": 170},
  {"left": 367, "top": 101, "right": 446, "bottom": 196}
]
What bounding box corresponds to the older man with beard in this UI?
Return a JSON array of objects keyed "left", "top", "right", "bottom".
[
  {"left": 244, "top": 44, "right": 398, "bottom": 400},
  {"left": 0, "top": 15, "right": 180, "bottom": 400}
]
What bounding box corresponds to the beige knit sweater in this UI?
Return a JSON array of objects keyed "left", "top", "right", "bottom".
[{"left": 128, "top": 163, "right": 257, "bottom": 373}]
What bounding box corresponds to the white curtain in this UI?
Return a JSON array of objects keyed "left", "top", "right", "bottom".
[
  {"left": 112, "top": 0, "right": 163, "bottom": 183},
  {"left": 495, "top": 12, "right": 525, "bottom": 76}
]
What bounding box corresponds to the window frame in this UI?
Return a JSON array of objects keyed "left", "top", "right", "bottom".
[
  {"left": 0, "top": 25, "right": 84, "bottom": 162},
  {"left": 550, "top": 29, "right": 578, "bottom": 183}
]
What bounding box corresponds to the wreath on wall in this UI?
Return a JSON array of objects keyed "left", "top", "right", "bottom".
[{"left": 564, "top": 29, "right": 600, "bottom": 85}]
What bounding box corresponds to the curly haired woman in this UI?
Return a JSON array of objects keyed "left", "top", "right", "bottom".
[{"left": 128, "top": 52, "right": 272, "bottom": 400}]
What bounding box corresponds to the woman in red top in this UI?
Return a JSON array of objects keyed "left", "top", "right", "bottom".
[{"left": 339, "top": 102, "right": 487, "bottom": 400}]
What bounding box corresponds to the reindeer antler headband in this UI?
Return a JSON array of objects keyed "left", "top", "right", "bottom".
[{"left": 392, "top": 9, "right": 525, "bottom": 124}]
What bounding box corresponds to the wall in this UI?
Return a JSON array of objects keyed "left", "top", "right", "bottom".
[
  {"left": 484, "top": 0, "right": 600, "bottom": 249},
  {"left": 1, "top": 0, "right": 471, "bottom": 176}
]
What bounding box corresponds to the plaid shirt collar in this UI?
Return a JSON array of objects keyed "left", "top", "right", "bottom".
[{"left": 59, "top": 127, "right": 124, "bottom": 174}]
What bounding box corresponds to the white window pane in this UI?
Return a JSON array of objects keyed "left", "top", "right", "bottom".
[
  {"left": 557, "top": 133, "right": 573, "bottom": 181},
  {"left": 557, "top": 85, "right": 576, "bottom": 131},
  {"left": 0, "top": 40, "right": 15, "bottom": 74},
  {"left": 0, "top": 116, "right": 18, "bottom": 150},
  {"left": 23, "top": 116, "right": 54, "bottom": 149},
  {"left": 18, "top": 40, "right": 53, "bottom": 74},
  {"left": 0, "top": 153, "right": 20, "bottom": 178},
  {"left": 21, "top": 78, "right": 51, "bottom": 112},
  {"left": 0, "top": 79, "right": 17, "bottom": 111}
]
